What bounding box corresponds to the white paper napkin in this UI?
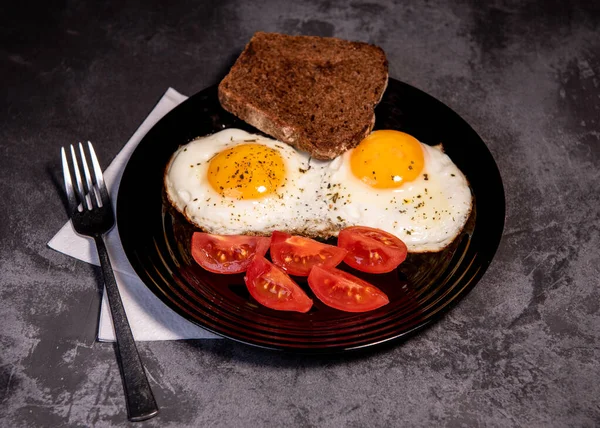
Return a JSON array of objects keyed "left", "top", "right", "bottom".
[{"left": 48, "top": 88, "right": 220, "bottom": 341}]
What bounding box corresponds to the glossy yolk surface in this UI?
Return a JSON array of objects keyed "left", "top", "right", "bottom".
[
  {"left": 350, "top": 130, "right": 424, "bottom": 188},
  {"left": 207, "top": 144, "right": 286, "bottom": 199}
]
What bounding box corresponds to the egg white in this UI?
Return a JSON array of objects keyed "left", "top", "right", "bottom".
[{"left": 164, "top": 129, "right": 335, "bottom": 236}]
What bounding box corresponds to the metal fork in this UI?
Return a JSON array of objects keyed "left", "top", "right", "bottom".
[{"left": 62, "top": 142, "right": 159, "bottom": 422}]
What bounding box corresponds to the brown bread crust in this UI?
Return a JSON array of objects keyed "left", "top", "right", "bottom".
[{"left": 218, "top": 32, "right": 388, "bottom": 160}]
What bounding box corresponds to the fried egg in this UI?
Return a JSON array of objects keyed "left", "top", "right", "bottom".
[
  {"left": 323, "top": 130, "right": 472, "bottom": 252},
  {"left": 164, "top": 129, "right": 334, "bottom": 236},
  {"left": 165, "top": 129, "right": 472, "bottom": 253}
]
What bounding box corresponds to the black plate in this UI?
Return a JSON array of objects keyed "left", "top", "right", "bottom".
[{"left": 117, "top": 79, "right": 505, "bottom": 353}]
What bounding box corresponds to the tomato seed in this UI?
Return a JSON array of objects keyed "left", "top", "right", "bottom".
[{"left": 258, "top": 279, "right": 269, "bottom": 289}]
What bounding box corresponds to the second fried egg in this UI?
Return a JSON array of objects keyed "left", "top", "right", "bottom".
[{"left": 323, "top": 130, "right": 473, "bottom": 252}]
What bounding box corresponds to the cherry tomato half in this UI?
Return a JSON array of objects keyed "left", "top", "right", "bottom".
[
  {"left": 307, "top": 265, "right": 389, "bottom": 312},
  {"left": 270, "top": 231, "right": 348, "bottom": 276},
  {"left": 191, "top": 232, "right": 270, "bottom": 274},
  {"left": 244, "top": 256, "right": 313, "bottom": 312},
  {"left": 337, "top": 226, "right": 408, "bottom": 273}
]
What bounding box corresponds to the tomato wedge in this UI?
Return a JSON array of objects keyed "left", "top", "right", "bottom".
[
  {"left": 307, "top": 265, "right": 389, "bottom": 312},
  {"left": 270, "top": 231, "right": 348, "bottom": 276},
  {"left": 337, "top": 226, "right": 408, "bottom": 273},
  {"left": 191, "top": 232, "right": 270, "bottom": 274},
  {"left": 244, "top": 256, "right": 313, "bottom": 312}
]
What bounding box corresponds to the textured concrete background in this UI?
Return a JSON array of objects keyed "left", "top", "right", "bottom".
[{"left": 2, "top": 0, "right": 599, "bottom": 426}]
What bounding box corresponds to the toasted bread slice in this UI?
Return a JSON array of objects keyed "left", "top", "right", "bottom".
[{"left": 218, "top": 32, "right": 388, "bottom": 160}]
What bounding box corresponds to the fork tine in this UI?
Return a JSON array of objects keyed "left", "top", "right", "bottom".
[
  {"left": 69, "top": 145, "right": 91, "bottom": 210},
  {"left": 78, "top": 142, "right": 98, "bottom": 209},
  {"left": 87, "top": 141, "right": 108, "bottom": 208},
  {"left": 61, "top": 147, "right": 78, "bottom": 212}
]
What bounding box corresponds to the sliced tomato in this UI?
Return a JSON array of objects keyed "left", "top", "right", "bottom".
[
  {"left": 337, "top": 226, "right": 408, "bottom": 273},
  {"left": 307, "top": 265, "right": 389, "bottom": 312},
  {"left": 191, "top": 232, "right": 270, "bottom": 274},
  {"left": 269, "top": 231, "right": 348, "bottom": 276},
  {"left": 244, "top": 256, "right": 313, "bottom": 312}
]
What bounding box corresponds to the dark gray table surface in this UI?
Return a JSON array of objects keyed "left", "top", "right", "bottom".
[{"left": 2, "top": 1, "right": 599, "bottom": 426}]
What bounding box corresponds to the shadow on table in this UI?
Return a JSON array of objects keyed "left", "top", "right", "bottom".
[{"left": 180, "top": 331, "right": 425, "bottom": 369}]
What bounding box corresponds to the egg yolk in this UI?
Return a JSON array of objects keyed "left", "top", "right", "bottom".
[
  {"left": 207, "top": 143, "right": 286, "bottom": 199},
  {"left": 350, "top": 130, "right": 424, "bottom": 188}
]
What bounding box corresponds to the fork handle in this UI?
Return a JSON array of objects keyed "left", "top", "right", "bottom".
[{"left": 94, "top": 235, "right": 159, "bottom": 422}]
